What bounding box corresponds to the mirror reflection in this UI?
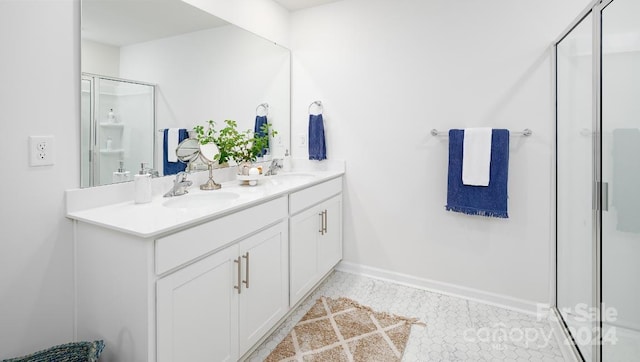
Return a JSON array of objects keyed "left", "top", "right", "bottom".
[
  {"left": 175, "top": 138, "right": 201, "bottom": 164},
  {"left": 81, "top": 0, "right": 291, "bottom": 188}
]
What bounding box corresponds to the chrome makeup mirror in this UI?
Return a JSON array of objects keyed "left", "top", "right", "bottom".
[
  {"left": 199, "top": 142, "right": 221, "bottom": 190},
  {"left": 80, "top": 0, "right": 291, "bottom": 188}
]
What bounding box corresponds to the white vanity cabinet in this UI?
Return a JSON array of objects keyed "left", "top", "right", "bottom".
[
  {"left": 75, "top": 196, "right": 288, "bottom": 362},
  {"left": 71, "top": 173, "right": 344, "bottom": 362},
  {"left": 289, "top": 178, "right": 343, "bottom": 306},
  {"left": 156, "top": 245, "right": 239, "bottom": 362},
  {"left": 156, "top": 221, "right": 288, "bottom": 361}
]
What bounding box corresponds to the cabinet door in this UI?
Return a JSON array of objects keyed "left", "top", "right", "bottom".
[
  {"left": 157, "top": 245, "right": 239, "bottom": 362},
  {"left": 289, "top": 205, "right": 322, "bottom": 306},
  {"left": 238, "top": 222, "right": 289, "bottom": 355},
  {"left": 318, "top": 195, "right": 343, "bottom": 274}
]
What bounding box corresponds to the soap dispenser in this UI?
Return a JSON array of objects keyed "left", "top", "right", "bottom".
[{"left": 134, "top": 163, "right": 152, "bottom": 204}]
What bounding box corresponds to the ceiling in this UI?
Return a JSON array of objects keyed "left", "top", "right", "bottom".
[
  {"left": 81, "top": 0, "right": 345, "bottom": 47},
  {"left": 272, "top": 0, "right": 343, "bottom": 11},
  {"left": 82, "top": 0, "right": 228, "bottom": 47}
]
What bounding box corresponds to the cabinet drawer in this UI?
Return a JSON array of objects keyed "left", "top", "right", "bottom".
[
  {"left": 156, "top": 196, "right": 287, "bottom": 275},
  {"left": 289, "top": 177, "right": 342, "bottom": 215}
]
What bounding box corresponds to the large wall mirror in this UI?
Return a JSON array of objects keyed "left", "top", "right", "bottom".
[{"left": 81, "top": 0, "right": 291, "bottom": 188}]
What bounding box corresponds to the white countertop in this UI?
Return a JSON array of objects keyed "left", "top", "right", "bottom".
[{"left": 66, "top": 169, "right": 344, "bottom": 239}]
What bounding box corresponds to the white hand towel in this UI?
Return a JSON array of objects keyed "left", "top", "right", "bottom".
[
  {"left": 167, "top": 128, "right": 180, "bottom": 162},
  {"left": 462, "top": 128, "right": 492, "bottom": 186}
]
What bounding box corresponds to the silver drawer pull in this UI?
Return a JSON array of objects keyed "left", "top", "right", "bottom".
[{"left": 319, "top": 212, "right": 325, "bottom": 235}]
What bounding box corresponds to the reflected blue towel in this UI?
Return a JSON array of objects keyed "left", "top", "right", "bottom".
[
  {"left": 254, "top": 115, "right": 269, "bottom": 157},
  {"left": 612, "top": 129, "right": 640, "bottom": 233},
  {"left": 446, "top": 129, "right": 509, "bottom": 218},
  {"left": 163, "top": 128, "right": 188, "bottom": 175},
  {"left": 308, "top": 114, "right": 326, "bottom": 160}
]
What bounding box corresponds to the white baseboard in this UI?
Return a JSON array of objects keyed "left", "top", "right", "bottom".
[{"left": 336, "top": 261, "right": 548, "bottom": 317}]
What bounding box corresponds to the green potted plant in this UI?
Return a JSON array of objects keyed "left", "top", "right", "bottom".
[{"left": 214, "top": 120, "right": 243, "bottom": 166}]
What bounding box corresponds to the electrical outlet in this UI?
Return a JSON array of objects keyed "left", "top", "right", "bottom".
[
  {"left": 298, "top": 133, "right": 306, "bottom": 146},
  {"left": 29, "top": 135, "right": 54, "bottom": 166}
]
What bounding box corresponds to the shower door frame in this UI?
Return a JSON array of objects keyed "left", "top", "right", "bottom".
[
  {"left": 553, "top": 0, "right": 615, "bottom": 361},
  {"left": 81, "top": 73, "right": 157, "bottom": 187}
]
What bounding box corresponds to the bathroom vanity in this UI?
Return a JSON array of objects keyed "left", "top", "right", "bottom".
[{"left": 66, "top": 166, "right": 344, "bottom": 361}]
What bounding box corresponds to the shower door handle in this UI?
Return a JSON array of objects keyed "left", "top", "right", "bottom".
[
  {"left": 602, "top": 182, "right": 608, "bottom": 212},
  {"left": 594, "top": 182, "right": 609, "bottom": 211}
]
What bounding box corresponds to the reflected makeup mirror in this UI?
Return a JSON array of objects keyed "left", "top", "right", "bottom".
[{"left": 199, "top": 142, "right": 221, "bottom": 190}]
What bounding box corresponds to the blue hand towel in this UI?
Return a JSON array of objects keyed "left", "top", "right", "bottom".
[
  {"left": 308, "top": 114, "right": 327, "bottom": 160},
  {"left": 612, "top": 129, "right": 640, "bottom": 233},
  {"left": 163, "top": 128, "right": 188, "bottom": 175},
  {"left": 446, "top": 129, "right": 509, "bottom": 218},
  {"left": 254, "top": 115, "right": 269, "bottom": 157}
]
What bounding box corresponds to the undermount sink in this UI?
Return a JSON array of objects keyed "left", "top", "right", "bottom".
[
  {"left": 162, "top": 192, "right": 240, "bottom": 209},
  {"left": 269, "top": 173, "right": 318, "bottom": 184}
]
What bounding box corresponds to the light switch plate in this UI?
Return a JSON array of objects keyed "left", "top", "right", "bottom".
[{"left": 29, "top": 135, "right": 54, "bottom": 166}]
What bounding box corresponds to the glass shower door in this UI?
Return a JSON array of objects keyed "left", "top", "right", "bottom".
[
  {"left": 80, "top": 74, "right": 156, "bottom": 187},
  {"left": 601, "top": 0, "right": 640, "bottom": 359},
  {"left": 556, "top": 13, "right": 595, "bottom": 361}
]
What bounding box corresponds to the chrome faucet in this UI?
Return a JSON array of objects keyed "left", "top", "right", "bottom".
[
  {"left": 264, "top": 158, "right": 283, "bottom": 176},
  {"left": 164, "top": 172, "right": 192, "bottom": 197}
]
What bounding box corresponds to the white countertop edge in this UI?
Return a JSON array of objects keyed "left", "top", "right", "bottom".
[
  {"left": 67, "top": 169, "right": 344, "bottom": 239},
  {"left": 66, "top": 158, "right": 345, "bottom": 214}
]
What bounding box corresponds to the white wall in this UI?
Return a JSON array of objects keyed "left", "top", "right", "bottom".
[
  {"left": 0, "top": 0, "right": 78, "bottom": 358},
  {"left": 291, "top": 0, "right": 590, "bottom": 308}
]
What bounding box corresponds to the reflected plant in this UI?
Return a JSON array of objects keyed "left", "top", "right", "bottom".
[
  {"left": 193, "top": 120, "right": 216, "bottom": 145},
  {"left": 193, "top": 120, "right": 277, "bottom": 165},
  {"left": 232, "top": 122, "right": 277, "bottom": 163},
  {"left": 215, "top": 120, "right": 243, "bottom": 165}
]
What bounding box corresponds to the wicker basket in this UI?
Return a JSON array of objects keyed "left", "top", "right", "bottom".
[{"left": 2, "top": 340, "right": 104, "bottom": 362}]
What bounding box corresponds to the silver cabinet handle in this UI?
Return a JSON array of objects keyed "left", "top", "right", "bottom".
[
  {"left": 319, "top": 211, "right": 325, "bottom": 235},
  {"left": 242, "top": 252, "right": 250, "bottom": 289},
  {"left": 323, "top": 210, "right": 328, "bottom": 234},
  {"left": 234, "top": 256, "right": 242, "bottom": 294}
]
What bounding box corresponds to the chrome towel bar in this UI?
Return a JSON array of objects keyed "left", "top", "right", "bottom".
[{"left": 430, "top": 128, "right": 532, "bottom": 137}]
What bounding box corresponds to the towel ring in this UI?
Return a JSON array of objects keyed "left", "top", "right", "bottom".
[
  {"left": 256, "top": 103, "right": 269, "bottom": 117},
  {"left": 308, "top": 100, "right": 323, "bottom": 115}
]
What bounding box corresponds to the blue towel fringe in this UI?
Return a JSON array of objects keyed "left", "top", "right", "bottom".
[{"left": 445, "top": 205, "right": 508, "bottom": 219}]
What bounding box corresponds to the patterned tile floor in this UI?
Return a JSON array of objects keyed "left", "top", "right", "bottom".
[{"left": 247, "top": 271, "right": 570, "bottom": 362}]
